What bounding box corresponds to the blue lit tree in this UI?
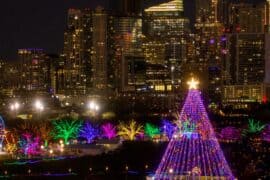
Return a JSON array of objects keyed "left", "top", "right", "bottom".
[
  {"left": 79, "top": 121, "right": 99, "bottom": 143},
  {"left": 161, "top": 120, "right": 175, "bottom": 139}
]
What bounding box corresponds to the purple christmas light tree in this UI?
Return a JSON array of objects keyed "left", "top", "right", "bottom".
[
  {"left": 153, "top": 78, "right": 234, "bottom": 179},
  {"left": 161, "top": 120, "right": 175, "bottom": 139},
  {"left": 101, "top": 123, "right": 117, "bottom": 139}
]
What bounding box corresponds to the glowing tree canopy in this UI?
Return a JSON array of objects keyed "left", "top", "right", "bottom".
[
  {"left": 243, "top": 119, "right": 265, "bottom": 135},
  {"left": 219, "top": 126, "right": 241, "bottom": 141},
  {"left": 154, "top": 78, "right": 234, "bottom": 179},
  {"left": 118, "top": 120, "right": 143, "bottom": 140},
  {"left": 161, "top": 120, "right": 175, "bottom": 139},
  {"left": 145, "top": 123, "right": 160, "bottom": 138},
  {"left": 18, "top": 133, "right": 41, "bottom": 156},
  {"left": 37, "top": 122, "right": 52, "bottom": 147},
  {"left": 79, "top": 121, "right": 99, "bottom": 143},
  {"left": 52, "top": 119, "right": 82, "bottom": 144},
  {"left": 4, "top": 131, "right": 18, "bottom": 154},
  {"left": 262, "top": 124, "right": 270, "bottom": 142},
  {"left": 101, "top": 123, "right": 117, "bottom": 139}
]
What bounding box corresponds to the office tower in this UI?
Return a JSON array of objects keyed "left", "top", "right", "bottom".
[
  {"left": 143, "top": 0, "right": 189, "bottom": 92},
  {"left": 63, "top": 9, "right": 93, "bottom": 95},
  {"left": 110, "top": 0, "right": 142, "bottom": 14},
  {"left": 222, "top": 33, "right": 270, "bottom": 105},
  {"left": 228, "top": 3, "right": 266, "bottom": 33},
  {"left": 194, "top": 0, "right": 224, "bottom": 103},
  {"left": 195, "top": 0, "right": 218, "bottom": 23},
  {"left": 18, "top": 48, "right": 49, "bottom": 92},
  {"left": 225, "top": 34, "right": 266, "bottom": 85},
  {"left": 121, "top": 55, "right": 146, "bottom": 91},
  {"left": 108, "top": 12, "right": 144, "bottom": 92},
  {"left": 92, "top": 7, "right": 108, "bottom": 90},
  {"left": 221, "top": 1, "right": 270, "bottom": 107},
  {"left": 44, "top": 54, "right": 62, "bottom": 95},
  {"left": 0, "top": 61, "right": 21, "bottom": 97}
]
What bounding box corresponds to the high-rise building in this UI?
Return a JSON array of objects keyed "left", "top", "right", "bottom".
[
  {"left": 92, "top": 7, "right": 108, "bottom": 90},
  {"left": 0, "top": 60, "right": 21, "bottom": 97},
  {"left": 110, "top": 0, "right": 142, "bottom": 15},
  {"left": 221, "top": 1, "right": 270, "bottom": 106},
  {"left": 63, "top": 9, "right": 93, "bottom": 95},
  {"left": 108, "top": 12, "right": 144, "bottom": 92},
  {"left": 228, "top": 3, "right": 266, "bottom": 33},
  {"left": 224, "top": 33, "right": 267, "bottom": 85},
  {"left": 143, "top": 0, "right": 189, "bottom": 91},
  {"left": 18, "top": 48, "right": 49, "bottom": 92},
  {"left": 194, "top": 0, "right": 224, "bottom": 103}
]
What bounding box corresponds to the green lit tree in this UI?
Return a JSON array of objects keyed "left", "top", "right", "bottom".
[
  {"left": 144, "top": 123, "right": 160, "bottom": 138},
  {"left": 52, "top": 119, "right": 82, "bottom": 144},
  {"left": 243, "top": 119, "right": 265, "bottom": 135},
  {"left": 118, "top": 120, "right": 143, "bottom": 140}
]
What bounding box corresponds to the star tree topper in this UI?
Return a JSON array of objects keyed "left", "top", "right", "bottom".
[{"left": 187, "top": 78, "right": 199, "bottom": 89}]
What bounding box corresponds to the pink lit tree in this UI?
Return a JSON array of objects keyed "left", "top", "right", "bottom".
[
  {"left": 101, "top": 123, "right": 117, "bottom": 139},
  {"left": 153, "top": 78, "right": 234, "bottom": 179},
  {"left": 219, "top": 126, "right": 241, "bottom": 141},
  {"left": 262, "top": 124, "right": 270, "bottom": 142},
  {"left": 18, "top": 133, "right": 41, "bottom": 156}
]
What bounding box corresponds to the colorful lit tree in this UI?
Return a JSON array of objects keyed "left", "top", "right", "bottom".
[
  {"left": 37, "top": 122, "right": 52, "bottom": 147},
  {"left": 262, "top": 124, "right": 270, "bottom": 142},
  {"left": 243, "top": 119, "right": 265, "bottom": 135},
  {"left": 219, "top": 126, "right": 241, "bottom": 141},
  {"left": 153, "top": 78, "right": 234, "bottom": 179},
  {"left": 79, "top": 121, "right": 99, "bottom": 143},
  {"left": 52, "top": 119, "right": 82, "bottom": 144},
  {"left": 118, "top": 120, "right": 143, "bottom": 140},
  {"left": 4, "top": 130, "right": 18, "bottom": 155},
  {"left": 144, "top": 123, "right": 160, "bottom": 138},
  {"left": 101, "top": 123, "right": 117, "bottom": 139},
  {"left": 161, "top": 120, "right": 175, "bottom": 139},
  {"left": 18, "top": 133, "right": 41, "bottom": 156}
]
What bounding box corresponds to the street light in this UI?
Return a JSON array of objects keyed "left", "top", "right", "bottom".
[
  {"left": 35, "top": 100, "right": 44, "bottom": 111},
  {"left": 87, "top": 101, "right": 99, "bottom": 112},
  {"left": 87, "top": 101, "right": 100, "bottom": 119},
  {"left": 10, "top": 102, "right": 20, "bottom": 111},
  {"left": 34, "top": 100, "right": 44, "bottom": 119},
  {"left": 10, "top": 102, "right": 20, "bottom": 116}
]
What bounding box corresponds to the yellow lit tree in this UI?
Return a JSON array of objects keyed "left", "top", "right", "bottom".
[
  {"left": 118, "top": 120, "right": 143, "bottom": 140},
  {"left": 5, "top": 130, "right": 18, "bottom": 155}
]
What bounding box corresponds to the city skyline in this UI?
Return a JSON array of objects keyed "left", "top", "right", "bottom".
[
  {"left": 0, "top": 0, "right": 168, "bottom": 60},
  {"left": 0, "top": 0, "right": 265, "bottom": 60},
  {"left": 0, "top": 0, "right": 270, "bottom": 179}
]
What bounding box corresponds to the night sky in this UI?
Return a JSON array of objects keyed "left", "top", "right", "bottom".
[
  {"left": 0, "top": 0, "right": 110, "bottom": 60},
  {"left": 0, "top": 0, "right": 262, "bottom": 60}
]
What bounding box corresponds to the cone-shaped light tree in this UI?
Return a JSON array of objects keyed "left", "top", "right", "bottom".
[{"left": 154, "top": 78, "right": 234, "bottom": 179}]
